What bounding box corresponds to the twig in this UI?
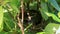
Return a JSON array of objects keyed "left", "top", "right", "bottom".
[
  {"left": 17, "top": 14, "right": 24, "bottom": 34},
  {"left": 21, "top": 0, "right": 24, "bottom": 23},
  {"left": 20, "top": 0, "right": 25, "bottom": 34},
  {"left": 24, "top": 23, "right": 32, "bottom": 31}
]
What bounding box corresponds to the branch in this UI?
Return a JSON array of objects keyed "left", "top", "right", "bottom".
[
  {"left": 21, "top": 0, "right": 24, "bottom": 23},
  {"left": 17, "top": 14, "right": 24, "bottom": 34}
]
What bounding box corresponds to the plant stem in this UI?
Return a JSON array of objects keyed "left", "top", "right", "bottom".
[
  {"left": 20, "top": 0, "right": 25, "bottom": 34},
  {"left": 17, "top": 14, "right": 24, "bottom": 34},
  {"left": 21, "top": 0, "right": 24, "bottom": 23}
]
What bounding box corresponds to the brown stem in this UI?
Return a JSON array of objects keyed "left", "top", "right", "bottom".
[
  {"left": 17, "top": 0, "right": 25, "bottom": 34},
  {"left": 21, "top": 0, "right": 24, "bottom": 23},
  {"left": 17, "top": 14, "right": 24, "bottom": 34}
]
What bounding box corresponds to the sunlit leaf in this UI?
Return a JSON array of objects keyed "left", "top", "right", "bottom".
[
  {"left": 0, "top": 6, "right": 3, "bottom": 32},
  {"left": 57, "top": 12, "right": 60, "bottom": 18},
  {"left": 9, "top": 4, "right": 19, "bottom": 18},
  {"left": 0, "top": 0, "right": 9, "bottom": 6},
  {"left": 8, "top": 0, "right": 20, "bottom": 16},
  {"left": 45, "top": 12, "right": 60, "bottom": 22},
  {"left": 10, "top": 0, "right": 20, "bottom": 7},
  {"left": 44, "top": 23, "right": 60, "bottom": 34},
  {"left": 36, "top": 32, "right": 45, "bottom": 34}
]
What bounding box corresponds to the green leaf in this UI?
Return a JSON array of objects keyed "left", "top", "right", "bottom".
[
  {"left": 36, "top": 32, "right": 45, "bottom": 34},
  {"left": 0, "top": 6, "right": 3, "bottom": 32},
  {"left": 57, "top": 12, "right": 60, "bottom": 18},
  {"left": 10, "top": 0, "right": 20, "bottom": 7},
  {"left": 0, "top": 32, "right": 17, "bottom": 34},
  {"left": 29, "top": 1, "right": 37, "bottom": 10},
  {"left": 48, "top": 0, "right": 60, "bottom": 11},
  {"left": 44, "top": 23, "right": 60, "bottom": 34},
  {"left": 45, "top": 12, "right": 60, "bottom": 22},
  {"left": 0, "top": 0, "right": 9, "bottom": 6},
  {"left": 3, "top": 12, "right": 15, "bottom": 31},
  {"left": 10, "top": 4, "right": 19, "bottom": 18},
  {"left": 40, "top": 1, "right": 48, "bottom": 20}
]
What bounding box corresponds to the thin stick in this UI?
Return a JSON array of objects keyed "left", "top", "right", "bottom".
[
  {"left": 17, "top": 0, "right": 24, "bottom": 34},
  {"left": 17, "top": 14, "right": 24, "bottom": 34},
  {"left": 21, "top": 0, "right": 24, "bottom": 23}
]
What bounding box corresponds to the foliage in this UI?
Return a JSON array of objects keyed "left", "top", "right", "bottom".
[
  {"left": 0, "top": 6, "right": 3, "bottom": 32},
  {"left": 36, "top": 32, "right": 45, "bottom": 34},
  {"left": 44, "top": 23, "right": 60, "bottom": 34},
  {"left": 0, "top": 0, "right": 60, "bottom": 34}
]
